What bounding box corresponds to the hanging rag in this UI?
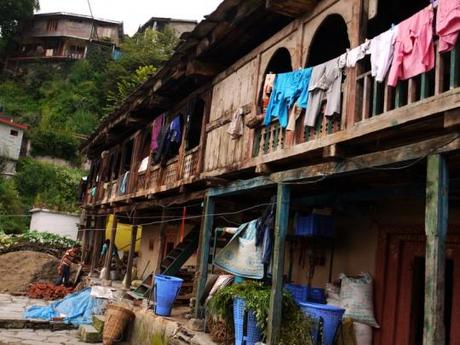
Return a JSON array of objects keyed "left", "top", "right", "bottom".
[
  {"left": 345, "top": 40, "right": 371, "bottom": 68},
  {"left": 387, "top": 6, "right": 435, "bottom": 87},
  {"left": 436, "top": 0, "right": 460, "bottom": 53},
  {"left": 227, "top": 107, "right": 244, "bottom": 139},
  {"left": 262, "top": 73, "right": 276, "bottom": 112},
  {"left": 369, "top": 26, "right": 398, "bottom": 82},
  {"left": 214, "top": 219, "right": 265, "bottom": 279},
  {"left": 265, "top": 68, "right": 312, "bottom": 128},
  {"left": 255, "top": 198, "right": 276, "bottom": 265},
  {"left": 151, "top": 113, "right": 165, "bottom": 152},
  {"left": 152, "top": 125, "right": 169, "bottom": 165},
  {"left": 119, "top": 171, "right": 129, "bottom": 195},
  {"left": 304, "top": 57, "right": 343, "bottom": 127},
  {"left": 138, "top": 156, "right": 149, "bottom": 173}
]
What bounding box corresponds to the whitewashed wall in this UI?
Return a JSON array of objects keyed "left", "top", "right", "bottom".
[{"left": 30, "top": 209, "right": 80, "bottom": 240}]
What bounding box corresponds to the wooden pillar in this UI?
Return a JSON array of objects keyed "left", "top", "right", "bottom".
[
  {"left": 267, "top": 183, "right": 290, "bottom": 345},
  {"left": 104, "top": 212, "right": 118, "bottom": 280},
  {"left": 155, "top": 208, "right": 168, "bottom": 274},
  {"left": 125, "top": 216, "right": 138, "bottom": 289},
  {"left": 81, "top": 216, "right": 90, "bottom": 263},
  {"left": 90, "top": 215, "right": 105, "bottom": 275},
  {"left": 194, "top": 196, "right": 215, "bottom": 318},
  {"left": 423, "top": 154, "right": 448, "bottom": 345}
]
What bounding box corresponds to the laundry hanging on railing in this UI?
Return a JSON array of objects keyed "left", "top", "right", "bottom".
[
  {"left": 343, "top": 40, "right": 371, "bottom": 68},
  {"left": 151, "top": 113, "right": 165, "bottom": 153},
  {"left": 262, "top": 73, "right": 276, "bottom": 113},
  {"left": 264, "top": 68, "right": 312, "bottom": 128},
  {"left": 304, "top": 57, "right": 342, "bottom": 127},
  {"left": 152, "top": 114, "right": 184, "bottom": 166},
  {"left": 227, "top": 107, "right": 244, "bottom": 139},
  {"left": 387, "top": 6, "right": 435, "bottom": 87},
  {"left": 436, "top": 0, "right": 460, "bottom": 53},
  {"left": 369, "top": 26, "right": 398, "bottom": 82}
]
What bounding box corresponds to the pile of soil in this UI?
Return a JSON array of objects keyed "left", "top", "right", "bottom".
[{"left": 0, "top": 251, "right": 59, "bottom": 293}]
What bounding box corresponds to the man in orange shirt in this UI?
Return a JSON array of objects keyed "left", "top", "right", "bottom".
[{"left": 56, "top": 244, "right": 81, "bottom": 286}]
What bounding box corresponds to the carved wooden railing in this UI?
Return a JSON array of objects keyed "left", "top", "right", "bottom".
[{"left": 355, "top": 41, "right": 459, "bottom": 124}]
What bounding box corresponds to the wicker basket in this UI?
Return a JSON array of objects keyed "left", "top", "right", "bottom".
[{"left": 103, "top": 305, "right": 135, "bottom": 345}]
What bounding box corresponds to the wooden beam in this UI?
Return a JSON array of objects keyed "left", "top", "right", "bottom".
[
  {"left": 271, "top": 133, "right": 460, "bottom": 183},
  {"left": 265, "top": 0, "right": 317, "bottom": 17},
  {"left": 194, "top": 196, "right": 215, "bottom": 318},
  {"left": 186, "top": 60, "right": 222, "bottom": 77},
  {"left": 267, "top": 184, "right": 290, "bottom": 345},
  {"left": 444, "top": 108, "right": 460, "bottom": 128},
  {"left": 104, "top": 212, "right": 117, "bottom": 281},
  {"left": 423, "top": 154, "right": 448, "bottom": 345},
  {"left": 208, "top": 176, "right": 275, "bottom": 197},
  {"left": 125, "top": 218, "right": 138, "bottom": 289}
]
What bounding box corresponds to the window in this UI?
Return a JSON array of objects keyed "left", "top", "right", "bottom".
[
  {"left": 46, "top": 19, "right": 58, "bottom": 32},
  {"left": 120, "top": 140, "right": 134, "bottom": 174},
  {"left": 187, "top": 98, "right": 205, "bottom": 150},
  {"left": 10, "top": 130, "right": 18, "bottom": 137}
]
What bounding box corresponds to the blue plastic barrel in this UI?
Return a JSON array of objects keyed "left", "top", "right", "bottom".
[
  {"left": 233, "top": 298, "right": 261, "bottom": 345},
  {"left": 298, "top": 302, "right": 345, "bottom": 345},
  {"left": 154, "top": 274, "right": 183, "bottom": 316}
]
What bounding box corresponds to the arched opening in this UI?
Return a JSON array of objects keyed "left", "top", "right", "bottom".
[
  {"left": 306, "top": 15, "right": 350, "bottom": 67},
  {"left": 187, "top": 97, "right": 205, "bottom": 150},
  {"left": 259, "top": 48, "right": 293, "bottom": 112},
  {"left": 367, "top": 0, "right": 426, "bottom": 38}
]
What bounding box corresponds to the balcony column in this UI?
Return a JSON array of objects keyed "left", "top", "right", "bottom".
[
  {"left": 104, "top": 211, "right": 118, "bottom": 280},
  {"left": 423, "top": 154, "right": 448, "bottom": 345},
  {"left": 125, "top": 212, "right": 138, "bottom": 289},
  {"left": 267, "top": 183, "right": 291, "bottom": 345}
]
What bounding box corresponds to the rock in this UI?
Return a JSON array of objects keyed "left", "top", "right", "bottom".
[
  {"left": 79, "top": 324, "right": 102, "bottom": 343},
  {"left": 92, "top": 315, "right": 105, "bottom": 333},
  {"left": 187, "top": 318, "right": 204, "bottom": 332}
]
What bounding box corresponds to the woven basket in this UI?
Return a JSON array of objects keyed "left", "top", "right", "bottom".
[{"left": 103, "top": 305, "right": 135, "bottom": 345}]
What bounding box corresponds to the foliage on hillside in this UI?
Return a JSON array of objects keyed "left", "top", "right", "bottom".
[
  {"left": 0, "top": 28, "right": 178, "bottom": 162},
  {"left": 0, "top": 178, "right": 26, "bottom": 234}
]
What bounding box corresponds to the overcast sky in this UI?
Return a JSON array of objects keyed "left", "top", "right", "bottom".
[{"left": 37, "top": 0, "right": 223, "bottom": 35}]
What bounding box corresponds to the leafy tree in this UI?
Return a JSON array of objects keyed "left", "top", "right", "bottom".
[
  {"left": 0, "top": 0, "right": 39, "bottom": 56},
  {"left": 0, "top": 178, "right": 26, "bottom": 234}
]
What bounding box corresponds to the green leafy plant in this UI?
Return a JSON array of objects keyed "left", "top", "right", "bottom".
[{"left": 207, "top": 281, "right": 312, "bottom": 345}]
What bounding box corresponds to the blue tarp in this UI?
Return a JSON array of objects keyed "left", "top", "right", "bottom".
[{"left": 24, "top": 288, "right": 106, "bottom": 325}]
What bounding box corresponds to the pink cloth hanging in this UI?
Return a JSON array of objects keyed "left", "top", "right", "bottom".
[
  {"left": 437, "top": 0, "right": 460, "bottom": 53},
  {"left": 150, "top": 113, "right": 164, "bottom": 152},
  {"left": 387, "top": 6, "right": 435, "bottom": 87}
]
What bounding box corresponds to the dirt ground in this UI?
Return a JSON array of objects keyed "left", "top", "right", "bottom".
[{"left": 0, "top": 251, "right": 59, "bottom": 293}]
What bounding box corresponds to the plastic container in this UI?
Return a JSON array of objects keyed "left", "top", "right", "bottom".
[
  {"left": 233, "top": 298, "right": 262, "bottom": 345},
  {"left": 298, "top": 302, "right": 345, "bottom": 345},
  {"left": 285, "top": 284, "right": 326, "bottom": 304},
  {"left": 285, "top": 284, "right": 308, "bottom": 303},
  {"left": 295, "top": 213, "right": 335, "bottom": 238},
  {"left": 153, "top": 274, "right": 183, "bottom": 316}
]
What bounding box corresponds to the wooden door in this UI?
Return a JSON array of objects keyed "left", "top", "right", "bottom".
[{"left": 375, "top": 231, "right": 460, "bottom": 345}]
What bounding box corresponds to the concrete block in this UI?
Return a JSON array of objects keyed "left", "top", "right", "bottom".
[{"left": 79, "top": 324, "right": 102, "bottom": 343}]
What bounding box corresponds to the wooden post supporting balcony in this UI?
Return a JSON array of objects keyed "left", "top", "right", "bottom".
[
  {"left": 125, "top": 215, "right": 138, "bottom": 289},
  {"left": 267, "top": 183, "right": 290, "bottom": 345},
  {"left": 104, "top": 212, "right": 118, "bottom": 281},
  {"left": 155, "top": 208, "right": 169, "bottom": 274},
  {"left": 90, "top": 216, "right": 104, "bottom": 275},
  {"left": 194, "top": 195, "right": 215, "bottom": 318},
  {"left": 423, "top": 154, "right": 448, "bottom": 345}
]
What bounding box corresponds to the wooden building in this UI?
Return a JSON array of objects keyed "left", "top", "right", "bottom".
[{"left": 81, "top": 0, "right": 460, "bottom": 344}]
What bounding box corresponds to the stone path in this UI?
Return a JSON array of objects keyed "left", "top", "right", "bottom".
[
  {"left": 0, "top": 329, "right": 100, "bottom": 345},
  {"left": 0, "top": 294, "right": 48, "bottom": 321}
]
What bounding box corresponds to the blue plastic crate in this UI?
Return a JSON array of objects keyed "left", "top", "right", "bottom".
[
  {"left": 285, "top": 284, "right": 308, "bottom": 303},
  {"left": 233, "top": 298, "right": 262, "bottom": 345},
  {"left": 295, "top": 213, "right": 335, "bottom": 238},
  {"left": 308, "top": 288, "right": 326, "bottom": 304}
]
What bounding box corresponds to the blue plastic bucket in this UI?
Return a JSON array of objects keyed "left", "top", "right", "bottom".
[
  {"left": 285, "top": 284, "right": 308, "bottom": 303},
  {"left": 308, "top": 288, "right": 326, "bottom": 304},
  {"left": 154, "top": 274, "right": 183, "bottom": 316},
  {"left": 298, "top": 302, "right": 345, "bottom": 345},
  {"left": 233, "top": 298, "right": 262, "bottom": 345}
]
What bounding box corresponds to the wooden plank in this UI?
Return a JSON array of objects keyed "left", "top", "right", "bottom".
[
  {"left": 270, "top": 133, "right": 460, "bottom": 183},
  {"left": 362, "top": 74, "right": 371, "bottom": 120},
  {"left": 194, "top": 196, "right": 215, "bottom": 318},
  {"left": 435, "top": 43, "right": 444, "bottom": 95},
  {"left": 408, "top": 78, "right": 417, "bottom": 104},
  {"left": 125, "top": 222, "right": 138, "bottom": 289},
  {"left": 104, "top": 212, "right": 117, "bottom": 280},
  {"left": 208, "top": 176, "right": 274, "bottom": 197},
  {"left": 267, "top": 184, "right": 290, "bottom": 345},
  {"left": 444, "top": 108, "right": 460, "bottom": 128},
  {"left": 266, "top": 0, "right": 317, "bottom": 17},
  {"left": 423, "top": 154, "right": 448, "bottom": 345}
]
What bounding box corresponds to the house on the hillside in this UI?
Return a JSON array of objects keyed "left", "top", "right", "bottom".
[
  {"left": 0, "top": 117, "right": 28, "bottom": 176},
  {"left": 138, "top": 17, "right": 197, "bottom": 38},
  {"left": 29, "top": 208, "right": 79, "bottom": 240},
  {"left": 4, "top": 12, "right": 124, "bottom": 71},
  {"left": 80, "top": 0, "right": 460, "bottom": 344}
]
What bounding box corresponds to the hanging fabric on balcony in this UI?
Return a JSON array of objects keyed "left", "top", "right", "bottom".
[
  {"left": 344, "top": 39, "right": 371, "bottom": 68},
  {"left": 369, "top": 26, "right": 399, "bottom": 82},
  {"left": 264, "top": 68, "right": 312, "bottom": 128},
  {"left": 304, "top": 57, "right": 342, "bottom": 127},
  {"left": 436, "top": 0, "right": 460, "bottom": 52},
  {"left": 150, "top": 113, "right": 165, "bottom": 152},
  {"left": 152, "top": 114, "right": 184, "bottom": 166},
  {"left": 227, "top": 107, "right": 244, "bottom": 139},
  {"left": 387, "top": 6, "right": 435, "bottom": 87},
  {"left": 262, "top": 73, "right": 276, "bottom": 112}
]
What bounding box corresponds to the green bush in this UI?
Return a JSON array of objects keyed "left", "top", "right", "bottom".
[
  {"left": 30, "top": 128, "right": 80, "bottom": 163},
  {"left": 0, "top": 178, "right": 26, "bottom": 234}
]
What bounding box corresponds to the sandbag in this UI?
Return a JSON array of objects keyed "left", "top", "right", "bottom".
[
  {"left": 354, "top": 322, "right": 373, "bottom": 345},
  {"left": 339, "top": 273, "right": 379, "bottom": 328},
  {"left": 326, "top": 282, "right": 341, "bottom": 306}
]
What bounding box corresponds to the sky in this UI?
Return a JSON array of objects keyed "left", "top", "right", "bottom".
[{"left": 36, "top": 0, "right": 223, "bottom": 36}]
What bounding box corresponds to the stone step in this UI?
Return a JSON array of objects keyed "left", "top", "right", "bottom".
[
  {"left": 79, "top": 324, "right": 102, "bottom": 343},
  {"left": 92, "top": 315, "right": 105, "bottom": 333}
]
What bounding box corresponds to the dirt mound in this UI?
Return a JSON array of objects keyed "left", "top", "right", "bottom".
[{"left": 0, "top": 251, "right": 59, "bottom": 293}]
